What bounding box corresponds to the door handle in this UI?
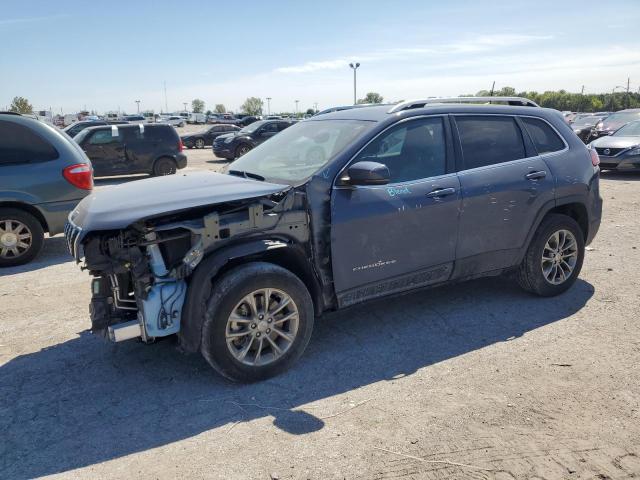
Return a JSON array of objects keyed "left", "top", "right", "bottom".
[
  {"left": 425, "top": 187, "right": 456, "bottom": 198},
  {"left": 525, "top": 170, "right": 546, "bottom": 180}
]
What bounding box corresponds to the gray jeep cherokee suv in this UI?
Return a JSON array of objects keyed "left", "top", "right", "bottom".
[
  {"left": 0, "top": 112, "right": 93, "bottom": 266},
  {"left": 65, "top": 97, "right": 602, "bottom": 381}
]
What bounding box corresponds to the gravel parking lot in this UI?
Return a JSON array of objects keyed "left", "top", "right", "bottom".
[{"left": 1, "top": 165, "right": 639, "bottom": 479}]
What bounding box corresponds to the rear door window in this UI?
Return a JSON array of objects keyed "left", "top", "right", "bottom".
[
  {"left": 0, "top": 120, "right": 59, "bottom": 164},
  {"left": 520, "top": 117, "right": 566, "bottom": 154},
  {"left": 455, "top": 116, "right": 526, "bottom": 170}
]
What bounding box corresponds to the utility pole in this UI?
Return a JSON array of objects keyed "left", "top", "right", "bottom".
[
  {"left": 163, "top": 81, "right": 168, "bottom": 113},
  {"left": 183, "top": 102, "right": 188, "bottom": 112},
  {"left": 626, "top": 77, "right": 631, "bottom": 109},
  {"left": 266, "top": 97, "right": 271, "bottom": 116},
  {"left": 489, "top": 81, "right": 495, "bottom": 96},
  {"left": 295, "top": 100, "right": 299, "bottom": 116},
  {"left": 349, "top": 62, "right": 360, "bottom": 105},
  {"left": 135, "top": 100, "right": 140, "bottom": 113},
  {"left": 313, "top": 102, "right": 318, "bottom": 113}
]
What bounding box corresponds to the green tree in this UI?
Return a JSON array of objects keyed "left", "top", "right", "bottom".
[
  {"left": 241, "top": 97, "right": 264, "bottom": 116},
  {"left": 306, "top": 108, "right": 316, "bottom": 116},
  {"left": 215, "top": 104, "right": 226, "bottom": 114},
  {"left": 205, "top": 110, "right": 212, "bottom": 116},
  {"left": 9, "top": 96, "right": 33, "bottom": 114},
  {"left": 191, "top": 98, "right": 205, "bottom": 113},
  {"left": 357, "top": 92, "right": 384, "bottom": 104}
]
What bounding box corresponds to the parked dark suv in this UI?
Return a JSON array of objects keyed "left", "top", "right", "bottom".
[
  {"left": 63, "top": 120, "right": 129, "bottom": 138},
  {"left": 65, "top": 97, "right": 602, "bottom": 381},
  {"left": 0, "top": 112, "right": 92, "bottom": 266},
  {"left": 73, "top": 124, "right": 187, "bottom": 176},
  {"left": 212, "top": 119, "right": 294, "bottom": 159}
]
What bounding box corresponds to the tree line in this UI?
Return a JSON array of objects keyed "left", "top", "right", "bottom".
[{"left": 470, "top": 86, "right": 640, "bottom": 112}]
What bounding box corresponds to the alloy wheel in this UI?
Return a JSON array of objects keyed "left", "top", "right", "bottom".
[
  {"left": 541, "top": 229, "right": 578, "bottom": 285},
  {"left": 0, "top": 220, "right": 32, "bottom": 259},
  {"left": 225, "top": 288, "right": 299, "bottom": 366}
]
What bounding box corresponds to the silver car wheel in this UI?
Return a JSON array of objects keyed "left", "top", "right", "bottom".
[
  {"left": 0, "top": 220, "right": 32, "bottom": 259},
  {"left": 541, "top": 229, "right": 578, "bottom": 285},
  {"left": 225, "top": 288, "right": 299, "bottom": 366}
]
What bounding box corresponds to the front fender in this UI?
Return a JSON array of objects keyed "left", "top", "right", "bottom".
[{"left": 178, "top": 239, "right": 288, "bottom": 353}]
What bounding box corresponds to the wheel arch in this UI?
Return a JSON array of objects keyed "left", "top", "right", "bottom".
[
  {"left": 0, "top": 201, "right": 50, "bottom": 233},
  {"left": 518, "top": 197, "right": 589, "bottom": 264},
  {"left": 179, "top": 239, "right": 322, "bottom": 353}
]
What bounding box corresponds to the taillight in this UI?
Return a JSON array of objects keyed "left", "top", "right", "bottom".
[
  {"left": 589, "top": 148, "right": 600, "bottom": 167},
  {"left": 178, "top": 139, "right": 184, "bottom": 152},
  {"left": 63, "top": 163, "right": 93, "bottom": 190}
]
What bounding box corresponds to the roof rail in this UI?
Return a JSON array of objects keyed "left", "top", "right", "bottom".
[
  {"left": 0, "top": 111, "right": 22, "bottom": 116},
  {"left": 388, "top": 96, "right": 539, "bottom": 113},
  {"left": 314, "top": 103, "right": 388, "bottom": 116}
]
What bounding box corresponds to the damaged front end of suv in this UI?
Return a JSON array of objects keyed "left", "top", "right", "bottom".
[{"left": 65, "top": 172, "right": 310, "bottom": 348}]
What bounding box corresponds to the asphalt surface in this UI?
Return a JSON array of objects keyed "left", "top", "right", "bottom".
[{"left": 1, "top": 163, "right": 639, "bottom": 479}]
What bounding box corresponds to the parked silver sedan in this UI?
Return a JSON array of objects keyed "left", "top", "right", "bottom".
[{"left": 589, "top": 120, "right": 640, "bottom": 171}]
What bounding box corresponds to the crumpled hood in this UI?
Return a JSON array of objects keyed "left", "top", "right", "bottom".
[
  {"left": 590, "top": 136, "right": 640, "bottom": 149},
  {"left": 69, "top": 171, "right": 289, "bottom": 234}
]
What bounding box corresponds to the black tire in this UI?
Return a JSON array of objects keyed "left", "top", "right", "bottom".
[
  {"left": 152, "top": 157, "right": 177, "bottom": 176},
  {"left": 235, "top": 144, "right": 252, "bottom": 159},
  {"left": 201, "top": 262, "right": 314, "bottom": 382},
  {"left": 0, "top": 208, "right": 45, "bottom": 267},
  {"left": 517, "top": 214, "right": 585, "bottom": 296},
  {"left": 195, "top": 138, "right": 205, "bottom": 149}
]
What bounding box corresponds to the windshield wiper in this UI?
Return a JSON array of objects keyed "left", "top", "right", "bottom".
[{"left": 228, "top": 170, "right": 265, "bottom": 181}]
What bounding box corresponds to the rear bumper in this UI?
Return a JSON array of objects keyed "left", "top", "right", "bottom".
[
  {"left": 176, "top": 153, "right": 188, "bottom": 169},
  {"left": 586, "top": 173, "right": 602, "bottom": 246},
  {"left": 38, "top": 198, "right": 86, "bottom": 235}
]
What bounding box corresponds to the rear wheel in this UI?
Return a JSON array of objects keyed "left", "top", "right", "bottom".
[
  {"left": 517, "top": 214, "right": 585, "bottom": 296},
  {"left": 152, "top": 157, "right": 177, "bottom": 176},
  {"left": 235, "top": 144, "right": 252, "bottom": 158},
  {"left": 0, "top": 208, "right": 44, "bottom": 267},
  {"left": 201, "top": 262, "right": 314, "bottom": 382}
]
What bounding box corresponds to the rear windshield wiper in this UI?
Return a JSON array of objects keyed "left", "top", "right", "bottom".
[{"left": 228, "top": 170, "right": 265, "bottom": 181}]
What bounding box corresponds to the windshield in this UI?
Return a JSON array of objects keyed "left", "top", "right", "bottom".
[
  {"left": 240, "top": 121, "right": 266, "bottom": 134},
  {"left": 572, "top": 116, "right": 603, "bottom": 127},
  {"left": 228, "top": 119, "right": 374, "bottom": 184},
  {"left": 613, "top": 121, "right": 640, "bottom": 137},
  {"left": 603, "top": 111, "right": 640, "bottom": 128}
]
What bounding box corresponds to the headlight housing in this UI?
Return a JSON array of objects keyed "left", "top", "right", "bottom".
[
  {"left": 224, "top": 136, "right": 234, "bottom": 143},
  {"left": 627, "top": 146, "right": 640, "bottom": 156}
]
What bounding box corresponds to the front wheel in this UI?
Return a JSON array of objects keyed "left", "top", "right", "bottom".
[
  {"left": 517, "top": 214, "right": 585, "bottom": 296},
  {"left": 201, "top": 262, "right": 314, "bottom": 382},
  {"left": 195, "top": 138, "right": 205, "bottom": 149},
  {"left": 235, "top": 144, "right": 252, "bottom": 158}
]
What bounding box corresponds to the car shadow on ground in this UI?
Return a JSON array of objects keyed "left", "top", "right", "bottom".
[
  {"left": 0, "top": 236, "right": 73, "bottom": 275},
  {"left": 0, "top": 277, "right": 595, "bottom": 479}
]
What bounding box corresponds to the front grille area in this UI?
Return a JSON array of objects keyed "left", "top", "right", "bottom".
[
  {"left": 595, "top": 147, "right": 626, "bottom": 157},
  {"left": 64, "top": 221, "right": 82, "bottom": 261}
]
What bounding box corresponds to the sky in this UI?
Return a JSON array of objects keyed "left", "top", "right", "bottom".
[{"left": 1, "top": 0, "right": 639, "bottom": 114}]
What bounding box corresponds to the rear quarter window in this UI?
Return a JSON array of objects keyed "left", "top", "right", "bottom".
[
  {"left": 520, "top": 117, "right": 566, "bottom": 154},
  {"left": 146, "top": 126, "right": 177, "bottom": 143},
  {"left": 0, "top": 120, "right": 59, "bottom": 165}
]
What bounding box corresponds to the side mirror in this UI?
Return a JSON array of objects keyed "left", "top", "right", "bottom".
[{"left": 344, "top": 161, "right": 390, "bottom": 186}]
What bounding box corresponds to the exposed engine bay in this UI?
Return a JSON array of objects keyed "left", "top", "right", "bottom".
[{"left": 69, "top": 189, "right": 310, "bottom": 344}]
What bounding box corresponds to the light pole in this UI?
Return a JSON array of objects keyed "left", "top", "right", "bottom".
[
  {"left": 349, "top": 62, "right": 360, "bottom": 105},
  {"left": 295, "top": 100, "right": 299, "bottom": 117},
  {"left": 266, "top": 97, "right": 271, "bottom": 116},
  {"left": 313, "top": 102, "right": 318, "bottom": 113},
  {"left": 135, "top": 100, "right": 140, "bottom": 114},
  {"left": 183, "top": 102, "right": 188, "bottom": 112}
]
